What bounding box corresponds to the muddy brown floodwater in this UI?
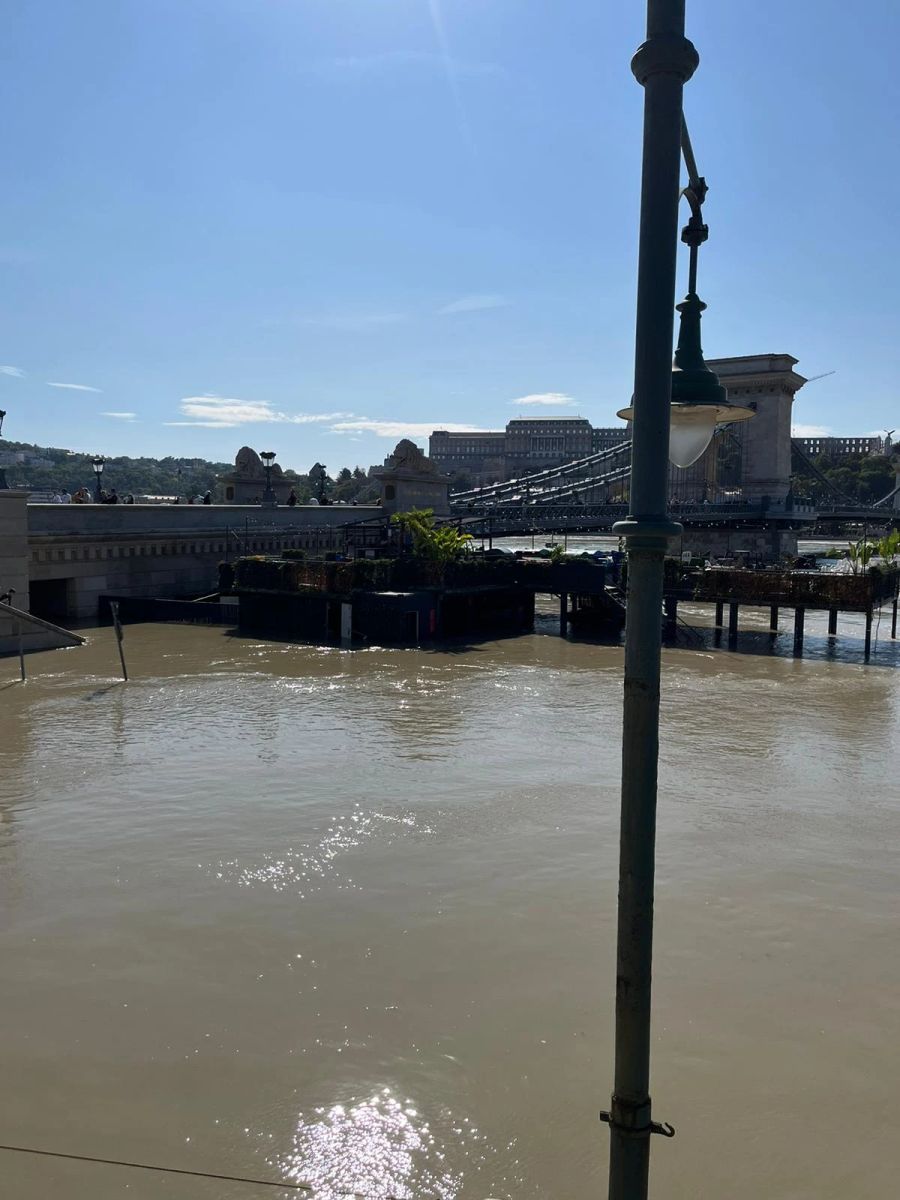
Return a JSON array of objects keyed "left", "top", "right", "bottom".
[{"left": 1, "top": 607, "right": 898, "bottom": 1198}]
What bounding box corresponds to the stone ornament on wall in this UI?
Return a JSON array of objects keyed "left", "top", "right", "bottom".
[
  {"left": 387, "top": 439, "right": 443, "bottom": 476},
  {"left": 234, "top": 447, "right": 263, "bottom": 475},
  {"left": 376, "top": 441, "right": 450, "bottom": 515},
  {"left": 223, "top": 446, "right": 288, "bottom": 504}
]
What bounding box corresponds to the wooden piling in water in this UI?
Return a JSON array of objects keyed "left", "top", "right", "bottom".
[
  {"left": 714, "top": 600, "right": 724, "bottom": 628},
  {"left": 892, "top": 596, "right": 898, "bottom": 640},
  {"left": 793, "top": 607, "right": 805, "bottom": 657},
  {"left": 828, "top": 608, "right": 838, "bottom": 637},
  {"left": 769, "top": 605, "right": 779, "bottom": 632},
  {"left": 864, "top": 609, "right": 873, "bottom": 660},
  {"left": 110, "top": 601, "right": 129, "bottom": 681},
  {"left": 16, "top": 617, "right": 25, "bottom": 682},
  {"left": 664, "top": 596, "right": 678, "bottom": 639},
  {"left": 728, "top": 603, "right": 739, "bottom": 647}
]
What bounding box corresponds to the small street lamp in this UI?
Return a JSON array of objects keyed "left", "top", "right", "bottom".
[
  {"left": 310, "top": 462, "right": 329, "bottom": 505},
  {"left": 91, "top": 456, "right": 106, "bottom": 503},
  {"left": 616, "top": 127, "right": 754, "bottom": 469},
  {"left": 260, "top": 451, "right": 277, "bottom": 506}
]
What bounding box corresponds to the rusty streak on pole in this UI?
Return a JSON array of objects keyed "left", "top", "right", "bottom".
[{"left": 606, "top": 3, "right": 696, "bottom": 1199}]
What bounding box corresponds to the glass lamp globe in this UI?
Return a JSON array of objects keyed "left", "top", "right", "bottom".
[
  {"left": 668, "top": 404, "right": 718, "bottom": 468},
  {"left": 617, "top": 293, "right": 754, "bottom": 468}
]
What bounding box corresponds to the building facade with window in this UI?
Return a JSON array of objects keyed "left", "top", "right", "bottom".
[
  {"left": 591, "top": 426, "right": 631, "bottom": 454},
  {"left": 430, "top": 418, "right": 631, "bottom": 484},
  {"left": 794, "top": 435, "right": 886, "bottom": 462},
  {"left": 504, "top": 417, "right": 593, "bottom": 473},
  {"left": 428, "top": 430, "right": 507, "bottom": 484}
]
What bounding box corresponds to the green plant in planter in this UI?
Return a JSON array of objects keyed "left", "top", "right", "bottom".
[
  {"left": 847, "top": 539, "right": 875, "bottom": 575},
  {"left": 390, "top": 509, "right": 472, "bottom": 568}
]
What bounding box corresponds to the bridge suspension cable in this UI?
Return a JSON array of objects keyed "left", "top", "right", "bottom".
[
  {"left": 789, "top": 438, "right": 856, "bottom": 504},
  {"left": 450, "top": 439, "right": 633, "bottom": 506}
]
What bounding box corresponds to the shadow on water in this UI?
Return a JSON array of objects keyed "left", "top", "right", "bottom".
[
  {"left": 90, "top": 609, "right": 899, "bottom": 669},
  {"left": 676, "top": 624, "right": 900, "bottom": 669},
  {"left": 82, "top": 682, "right": 125, "bottom": 701},
  {"left": 535, "top": 603, "right": 900, "bottom": 669}
]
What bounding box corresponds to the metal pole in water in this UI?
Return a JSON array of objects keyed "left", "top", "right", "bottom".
[
  {"left": 110, "top": 601, "right": 129, "bottom": 681},
  {"left": 604, "top": 3, "right": 693, "bottom": 1197},
  {"left": 16, "top": 616, "right": 25, "bottom": 682}
]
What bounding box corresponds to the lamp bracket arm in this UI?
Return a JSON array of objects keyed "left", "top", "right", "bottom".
[
  {"left": 680, "top": 115, "right": 709, "bottom": 291},
  {"left": 680, "top": 115, "right": 706, "bottom": 208}
]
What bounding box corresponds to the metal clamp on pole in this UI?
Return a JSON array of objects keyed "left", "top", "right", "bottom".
[{"left": 600, "top": 1109, "right": 675, "bottom": 1139}]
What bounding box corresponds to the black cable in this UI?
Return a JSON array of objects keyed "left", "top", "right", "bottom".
[{"left": 0, "top": 1142, "right": 401, "bottom": 1198}]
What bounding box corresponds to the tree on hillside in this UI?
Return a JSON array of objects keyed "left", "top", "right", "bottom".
[{"left": 792, "top": 449, "right": 897, "bottom": 505}]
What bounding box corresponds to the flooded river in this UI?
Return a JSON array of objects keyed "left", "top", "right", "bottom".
[{"left": 1, "top": 604, "right": 899, "bottom": 1198}]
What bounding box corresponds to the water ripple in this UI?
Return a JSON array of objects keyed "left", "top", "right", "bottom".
[
  {"left": 270, "top": 1088, "right": 518, "bottom": 1199},
  {"left": 211, "top": 808, "right": 428, "bottom": 899}
]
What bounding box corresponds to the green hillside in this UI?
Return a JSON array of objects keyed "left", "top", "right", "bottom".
[
  {"left": 0, "top": 440, "right": 232, "bottom": 498},
  {"left": 0, "top": 439, "right": 377, "bottom": 503}
]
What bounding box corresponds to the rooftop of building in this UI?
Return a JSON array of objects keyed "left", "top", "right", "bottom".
[
  {"left": 431, "top": 429, "right": 505, "bottom": 437},
  {"left": 507, "top": 415, "right": 591, "bottom": 424}
]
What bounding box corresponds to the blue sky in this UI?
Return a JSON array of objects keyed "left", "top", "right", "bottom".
[{"left": 2, "top": 0, "right": 899, "bottom": 471}]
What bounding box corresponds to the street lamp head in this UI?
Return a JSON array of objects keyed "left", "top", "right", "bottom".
[
  {"left": 617, "top": 291, "right": 754, "bottom": 468},
  {"left": 91, "top": 455, "right": 106, "bottom": 475},
  {"left": 0, "top": 409, "right": 6, "bottom": 437},
  {"left": 260, "top": 451, "right": 276, "bottom": 465}
]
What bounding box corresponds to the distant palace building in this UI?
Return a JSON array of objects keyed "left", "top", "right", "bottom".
[
  {"left": 428, "top": 429, "right": 506, "bottom": 482},
  {"left": 592, "top": 426, "right": 631, "bottom": 455},
  {"left": 793, "top": 434, "right": 888, "bottom": 462},
  {"left": 430, "top": 417, "right": 628, "bottom": 484}
]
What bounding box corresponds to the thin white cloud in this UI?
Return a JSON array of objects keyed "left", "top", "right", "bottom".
[
  {"left": 47, "top": 381, "right": 102, "bottom": 392},
  {"left": 510, "top": 393, "right": 576, "bottom": 407},
  {"left": 165, "top": 395, "right": 354, "bottom": 429},
  {"left": 0, "top": 365, "right": 24, "bottom": 378},
  {"left": 101, "top": 411, "right": 137, "bottom": 421},
  {"left": 329, "top": 418, "right": 489, "bottom": 439},
  {"left": 792, "top": 424, "right": 832, "bottom": 438},
  {"left": 439, "top": 294, "right": 509, "bottom": 315}
]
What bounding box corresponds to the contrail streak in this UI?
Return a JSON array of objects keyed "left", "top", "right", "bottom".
[{"left": 428, "top": 0, "right": 475, "bottom": 153}]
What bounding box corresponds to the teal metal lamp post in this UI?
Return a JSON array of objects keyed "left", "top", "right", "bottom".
[{"left": 602, "top": 5, "right": 753, "bottom": 1200}]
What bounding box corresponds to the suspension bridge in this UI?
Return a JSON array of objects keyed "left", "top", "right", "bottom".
[{"left": 450, "top": 437, "right": 900, "bottom": 540}]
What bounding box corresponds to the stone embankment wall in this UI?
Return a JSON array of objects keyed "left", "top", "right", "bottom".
[{"left": 3, "top": 502, "right": 383, "bottom": 629}]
